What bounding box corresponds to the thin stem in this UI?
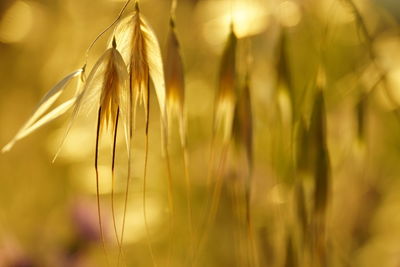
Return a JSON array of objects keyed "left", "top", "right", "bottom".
[
  {"left": 164, "top": 143, "right": 175, "bottom": 267},
  {"left": 191, "top": 133, "right": 216, "bottom": 265},
  {"left": 207, "top": 144, "right": 229, "bottom": 237},
  {"left": 245, "top": 184, "right": 259, "bottom": 267},
  {"left": 118, "top": 132, "right": 132, "bottom": 266},
  {"left": 183, "top": 146, "right": 194, "bottom": 266},
  {"left": 111, "top": 109, "right": 125, "bottom": 267},
  {"left": 143, "top": 78, "right": 157, "bottom": 267},
  {"left": 118, "top": 48, "right": 135, "bottom": 265},
  {"left": 84, "top": 0, "right": 132, "bottom": 65},
  {"left": 231, "top": 180, "right": 246, "bottom": 267},
  {"left": 193, "top": 144, "right": 229, "bottom": 265},
  {"left": 95, "top": 108, "right": 110, "bottom": 266}
]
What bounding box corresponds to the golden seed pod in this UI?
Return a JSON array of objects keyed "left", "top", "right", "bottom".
[
  {"left": 165, "top": 18, "right": 186, "bottom": 146},
  {"left": 112, "top": 3, "right": 166, "bottom": 129},
  {"left": 215, "top": 28, "right": 237, "bottom": 143}
]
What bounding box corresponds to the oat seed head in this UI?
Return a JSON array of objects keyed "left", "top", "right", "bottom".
[
  {"left": 112, "top": 7, "right": 167, "bottom": 127},
  {"left": 165, "top": 20, "right": 186, "bottom": 145},
  {"left": 53, "top": 46, "right": 129, "bottom": 160},
  {"left": 215, "top": 28, "right": 237, "bottom": 143}
]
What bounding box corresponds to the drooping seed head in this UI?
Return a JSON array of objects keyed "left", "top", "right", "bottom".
[
  {"left": 112, "top": 4, "right": 166, "bottom": 128},
  {"left": 215, "top": 29, "right": 237, "bottom": 143},
  {"left": 165, "top": 18, "right": 185, "bottom": 117},
  {"left": 165, "top": 18, "right": 186, "bottom": 146}
]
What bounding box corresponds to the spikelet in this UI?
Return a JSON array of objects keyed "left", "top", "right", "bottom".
[
  {"left": 2, "top": 68, "right": 84, "bottom": 153},
  {"left": 233, "top": 73, "right": 253, "bottom": 172},
  {"left": 112, "top": 2, "right": 166, "bottom": 130},
  {"left": 165, "top": 18, "right": 186, "bottom": 146},
  {"left": 276, "top": 29, "right": 295, "bottom": 119},
  {"left": 309, "top": 89, "right": 330, "bottom": 216},
  {"left": 53, "top": 40, "right": 130, "bottom": 160},
  {"left": 215, "top": 28, "right": 237, "bottom": 144},
  {"left": 97, "top": 40, "right": 130, "bottom": 134}
]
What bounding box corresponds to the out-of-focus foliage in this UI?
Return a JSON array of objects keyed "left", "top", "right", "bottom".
[{"left": 1, "top": 0, "right": 400, "bottom": 267}]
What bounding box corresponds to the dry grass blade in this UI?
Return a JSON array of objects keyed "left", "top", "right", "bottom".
[
  {"left": 7, "top": 98, "right": 76, "bottom": 147},
  {"left": 2, "top": 69, "right": 83, "bottom": 153}
]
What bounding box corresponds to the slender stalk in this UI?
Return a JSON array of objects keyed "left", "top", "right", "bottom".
[
  {"left": 95, "top": 107, "right": 110, "bottom": 266},
  {"left": 164, "top": 144, "right": 175, "bottom": 267},
  {"left": 207, "top": 144, "right": 229, "bottom": 239},
  {"left": 111, "top": 109, "right": 126, "bottom": 267},
  {"left": 84, "top": 0, "right": 132, "bottom": 65},
  {"left": 118, "top": 132, "right": 131, "bottom": 266},
  {"left": 143, "top": 79, "right": 157, "bottom": 267},
  {"left": 231, "top": 180, "right": 246, "bottom": 267},
  {"left": 245, "top": 184, "right": 259, "bottom": 267},
  {"left": 193, "top": 143, "right": 229, "bottom": 265},
  {"left": 118, "top": 51, "right": 135, "bottom": 266},
  {"left": 183, "top": 146, "right": 194, "bottom": 266}
]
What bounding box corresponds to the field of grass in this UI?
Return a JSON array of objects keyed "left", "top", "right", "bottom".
[{"left": 1, "top": 0, "right": 400, "bottom": 266}]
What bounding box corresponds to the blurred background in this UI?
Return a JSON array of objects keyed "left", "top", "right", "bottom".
[{"left": 1, "top": 0, "right": 400, "bottom": 266}]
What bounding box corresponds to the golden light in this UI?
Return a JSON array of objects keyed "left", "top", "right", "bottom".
[
  {"left": 315, "top": 0, "right": 355, "bottom": 25},
  {"left": 0, "top": 1, "right": 34, "bottom": 43},
  {"left": 198, "top": 0, "right": 269, "bottom": 46},
  {"left": 114, "top": 195, "right": 163, "bottom": 244},
  {"left": 387, "top": 68, "right": 400, "bottom": 105},
  {"left": 276, "top": 0, "right": 302, "bottom": 28},
  {"left": 71, "top": 164, "right": 113, "bottom": 195}
]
